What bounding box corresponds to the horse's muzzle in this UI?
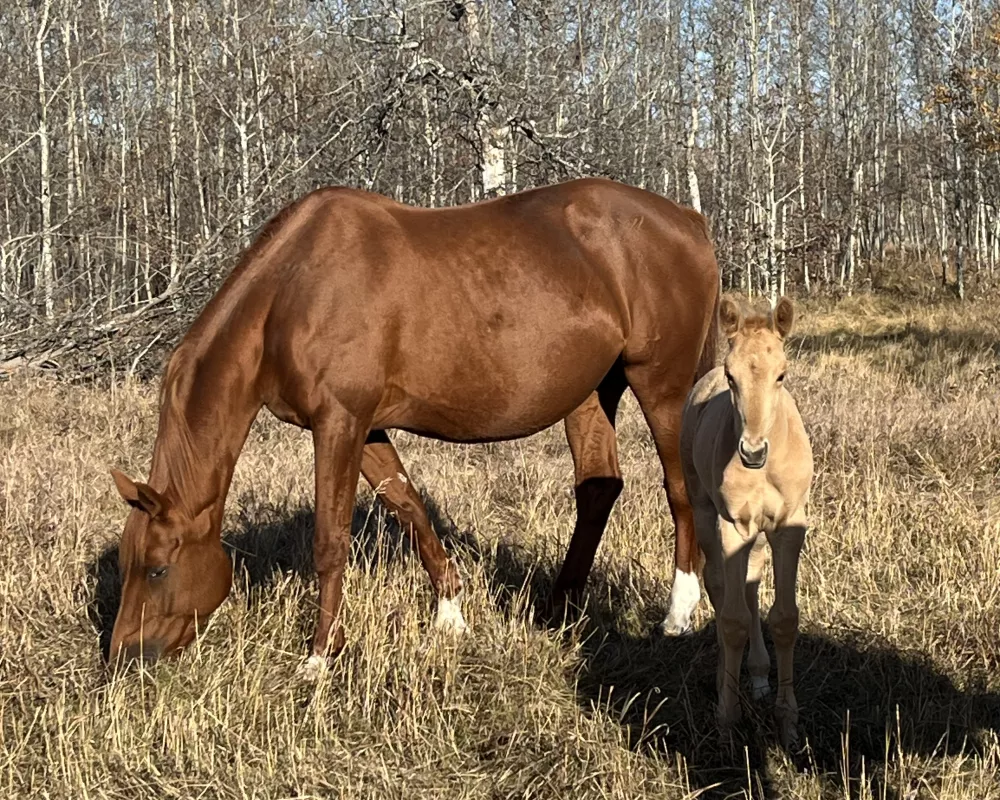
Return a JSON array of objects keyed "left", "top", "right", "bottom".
[
  {"left": 115, "top": 639, "right": 164, "bottom": 668},
  {"left": 738, "top": 439, "right": 769, "bottom": 469}
]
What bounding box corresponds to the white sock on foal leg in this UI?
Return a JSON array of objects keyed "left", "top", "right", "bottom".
[
  {"left": 434, "top": 591, "right": 468, "bottom": 635},
  {"left": 660, "top": 568, "right": 701, "bottom": 635}
]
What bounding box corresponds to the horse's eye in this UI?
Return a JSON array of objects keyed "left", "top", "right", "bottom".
[
  {"left": 777, "top": 373, "right": 786, "bottom": 383},
  {"left": 147, "top": 566, "right": 168, "bottom": 581}
]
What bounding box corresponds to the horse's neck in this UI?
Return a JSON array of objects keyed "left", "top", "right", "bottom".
[{"left": 147, "top": 346, "right": 262, "bottom": 522}]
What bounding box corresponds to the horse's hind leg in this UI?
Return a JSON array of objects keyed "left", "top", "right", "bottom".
[
  {"left": 360, "top": 430, "right": 466, "bottom": 634},
  {"left": 551, "top": 363, "right": 628, "bottom": 606},
  {"left": 626, "top": 366, "right": 703, "bottom": 635}
]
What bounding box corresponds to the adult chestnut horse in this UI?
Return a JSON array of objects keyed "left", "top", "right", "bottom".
[{"left": 108, "top": 177, "right": 719, "bottom": 672}]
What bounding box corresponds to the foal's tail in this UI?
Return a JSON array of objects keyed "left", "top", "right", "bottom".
[{"left": 695, "top": 283, "right": 721, "bottom": 382}]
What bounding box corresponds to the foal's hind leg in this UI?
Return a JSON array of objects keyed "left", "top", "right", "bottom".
[
  {"left": 360, "top": 431, "right": 466, "bottom": 634},
  {"left": 551, "top": 365, "right": 627, "bottom": 607}
]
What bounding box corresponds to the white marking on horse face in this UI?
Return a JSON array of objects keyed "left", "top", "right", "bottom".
[
  {"left": 434, "top": 591, "right": 468, "bottom": 635},
  {"left": 660, "top": 568, "right": 702, "bottom": 636},
  {"left": 751, "top": 675, "right": 771, "bottom": 700},
  {"left": 396, "top": 472, "right": 408, "bottom": 485}
]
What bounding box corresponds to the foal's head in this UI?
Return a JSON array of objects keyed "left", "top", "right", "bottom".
[
  {"left": 720, "top": 295, "right": 795, "bottom": 469},
  {"left": 108, "top": 470, "right": 232, "bottom": 667}
]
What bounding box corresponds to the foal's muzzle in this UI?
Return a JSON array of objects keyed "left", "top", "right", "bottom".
[{"left": 738, "top": 439, "right": 769, "bottom": 469}]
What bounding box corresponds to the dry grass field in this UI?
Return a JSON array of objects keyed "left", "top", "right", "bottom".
[{"left": 1, "top": 293, "right": 999, "bottom": 799}]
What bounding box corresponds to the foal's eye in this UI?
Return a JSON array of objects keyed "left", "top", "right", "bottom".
[
  {"left": 147, "top": 566, "right": 168, "bottom": 581},
  {"left": 777, "top": 373, "right": 786, "bottom": 383}
]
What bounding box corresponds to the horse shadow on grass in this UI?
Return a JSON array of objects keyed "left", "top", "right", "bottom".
[
  {"left": 87, "top": 493, "right": 1000, "bottom": 799},
  {"left": 482, "top": 544, "right": 1000, "bottom": 799}
]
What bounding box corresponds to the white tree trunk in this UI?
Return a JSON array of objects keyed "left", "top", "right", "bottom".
[{"left": 35, "top": 0, "right": 54, "bottom": 318}]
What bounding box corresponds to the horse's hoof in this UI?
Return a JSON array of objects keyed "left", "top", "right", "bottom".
[
  {"left": 550, "top": 585, "right": 584, "bottom": 611},
  {"left": 657, "top": 617, "right": 694, "bottom": 637},
  {"left": 297, "top": 654, "right": 329, "bottom": 682},
  {"left": 433, "top": 593, "right": 468, "bottom": 636},
  {"left": 661, "top": 569, "right": 700, "bottom": 636}
]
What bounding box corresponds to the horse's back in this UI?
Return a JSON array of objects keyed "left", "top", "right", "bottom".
[{"left": 212, "top": 179, "right": 718, "bottom": 441}]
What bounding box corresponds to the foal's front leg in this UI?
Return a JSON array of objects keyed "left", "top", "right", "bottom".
[
  {"left": 300, "top": 412, "right": 368, "bottom": 679},
  {"left": 716, "top": 519, "right": 754, "bottom": 731},
  {"left": 766, "top": 520, "right": 806, "bottom": 748}
]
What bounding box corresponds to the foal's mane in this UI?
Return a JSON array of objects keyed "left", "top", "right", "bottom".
[{"left": 740, "top": 314, "right": 775, "bottom": 334}]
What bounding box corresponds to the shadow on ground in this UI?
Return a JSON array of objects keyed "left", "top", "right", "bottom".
[
  {"left": 87, "top": 493, "right": 1000, "bottom": 799},
  {"left": 484, "top": 545, "right": 1000, "bottom": 799},
  {"left": 789, "top": 324, "right": 1000, "bottom": 363}
]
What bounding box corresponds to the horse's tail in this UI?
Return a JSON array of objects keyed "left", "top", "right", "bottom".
[{"left": 695, "top": 281, "right": 720, "bottom": 382}]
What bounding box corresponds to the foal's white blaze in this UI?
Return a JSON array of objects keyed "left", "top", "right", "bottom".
[
  {"left": 298, "top": 653, "right": 329, "bottom": 681},
  {"left": 434, "top": 591, "right": 468, "bottom": 635},
  {"left": 660, "top": 568, "right": 701, "bottom": 635}
]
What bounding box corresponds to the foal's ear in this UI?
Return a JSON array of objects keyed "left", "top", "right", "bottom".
[
  {"left": 772, "top": 296, "right": 795, "bottom": 339},
  {"left": 111, "top": 468, "right": 166, "bottom": 519},
  {"left": 719, "top": 296, "right": 743, "bottom": 340}
]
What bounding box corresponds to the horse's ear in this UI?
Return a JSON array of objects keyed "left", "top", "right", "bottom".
[
  {"left": 772, "top": 296, "right": 794, "bottom": 339},
  {"left": 720, "top": 296, "right": 743, "bottom": 340},
  {"left": 111, "top": 468, "right": 166, "bottom": 519}
]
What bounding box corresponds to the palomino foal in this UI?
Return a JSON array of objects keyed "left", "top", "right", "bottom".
[{"left": 670, "top": 295, "right": 813, "bottom": 747}]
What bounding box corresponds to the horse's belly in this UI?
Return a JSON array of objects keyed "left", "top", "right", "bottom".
[{"left": 374, "top": 331, "right": 621, "bottom": 442}]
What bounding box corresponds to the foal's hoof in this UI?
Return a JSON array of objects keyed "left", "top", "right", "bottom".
[
  {"left": 550, "top": 585, "right": 585, "bottom": 613},
  {"left": 779, "top": 721, "right": 799, "bottom": 751},
  {"left": 297, "top": 654, "right": 330, "bottom": 682},
  {"left": 777, "top": 716, "right": 799, "bottom": 751},
  {"left": 716, "top": 701, "right": 743, "bottom": 736},
  {"left": 433, "top": 593, "right": 468, "bottom": 636},
  {"left": 751, "top": 676, "right": 771, "bottom": 701}
]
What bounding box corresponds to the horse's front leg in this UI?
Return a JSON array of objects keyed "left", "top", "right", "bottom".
[{"left": 300, "top": 410, "right": 369, "bottom": 679}]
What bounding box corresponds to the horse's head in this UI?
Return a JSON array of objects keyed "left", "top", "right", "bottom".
[
  {"left": 720, "top": 295, "right": 794, "bottom": 470},
  {"left": 108, "top": 469, "right": 232, "bottom": 667}
]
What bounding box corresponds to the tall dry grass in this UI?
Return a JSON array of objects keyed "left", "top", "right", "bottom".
[{"left": 1, "top": 295, "right": 998, "bottom": 799}]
